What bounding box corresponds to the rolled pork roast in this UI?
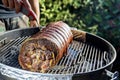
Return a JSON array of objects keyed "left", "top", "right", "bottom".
[{"left": 18, "top": 21, "right": 73, "bottom": 73}]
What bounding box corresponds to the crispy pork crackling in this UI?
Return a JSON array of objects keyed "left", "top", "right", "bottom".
[{"left": 18, "top": 21, "right": 73, "bottom": 73}]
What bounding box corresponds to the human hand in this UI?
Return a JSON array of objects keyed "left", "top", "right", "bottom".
[
  {"left": 29, "top": 20, "right": 39, "bottom": 27},
  {"left": 2, "top": 0, "right": 31, "bottom": 13},
  {"left": 2, "top": 0, "right": 40, "bottom": 27}
]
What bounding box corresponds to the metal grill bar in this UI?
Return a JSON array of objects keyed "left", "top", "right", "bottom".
[
  {"left": 81, "top": 44, "right": 89, "bottom": 72},
  {"left": 89, "top": 47, "right": 95, "bottom": 71},
  {"left": 85, "top": 45, "right": 93, "bottom": 72},
  {"left": 0, "top": 38, "right": 7, "bottom": 47},
  {"left": 0, "top": 37, "right": 21, "bottom": 52},
  {"left": 0, "top": 37, "right": 21, "bottom": 57},
  {"left": 97, "top": 50, "right": 101, "bottom": 68},
  {"left": 0, "top": 37, "right": 111, "bottom": 74},
  {"left": 92, "top": 48, "right": 97, "bottom": 70},
  {"left": 0, "top": 36, "right": 30, "bottom": 66}
]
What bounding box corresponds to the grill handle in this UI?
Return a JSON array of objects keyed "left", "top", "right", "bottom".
[{"left": 105, "top": 69, "right": 119, "bottom": 80}]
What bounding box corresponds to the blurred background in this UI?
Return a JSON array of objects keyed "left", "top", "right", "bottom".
[{"left": 0, "top": 0, "right": 120, "bottom": 72}]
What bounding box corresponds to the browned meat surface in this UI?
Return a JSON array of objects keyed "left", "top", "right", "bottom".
[{"left": 18, "top": 21, "right": 73, "bottom": 73}]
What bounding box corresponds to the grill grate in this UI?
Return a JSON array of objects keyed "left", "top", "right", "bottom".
[{"left": 0, "top": 36, "right": 111, "bottom": 74}]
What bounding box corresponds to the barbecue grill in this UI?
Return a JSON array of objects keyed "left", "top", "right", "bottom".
[{"left": 0, "top": 27, "right": 119, "bottom": 80}]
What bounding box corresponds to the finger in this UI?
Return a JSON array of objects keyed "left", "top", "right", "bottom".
[
  {"left": 14, "top": 0, "right": 21, "bottom": 13},
  {"left": 2, "top": 0, "right": 9, "bottom": 7},
  {"left": 8, "top": 0, "right": 15, "bottom": 9},
  {"left": 29, "top": 20, "right": 38, "bottom": 27}
]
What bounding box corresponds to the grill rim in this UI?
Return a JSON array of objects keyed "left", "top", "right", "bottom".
[
  {"left": 0, "top": 27, "right": 117, "bottom": 77},
  {"left": 86, "top": 32, "right": 117, "bottom": 68}
]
